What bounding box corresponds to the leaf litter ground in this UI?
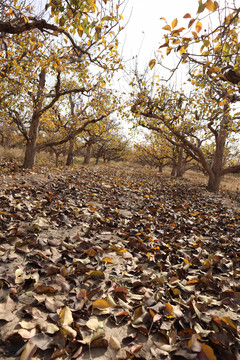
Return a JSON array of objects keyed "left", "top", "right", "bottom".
[{"left": 0, "top": 165, "right": 239, "bottom": 360}]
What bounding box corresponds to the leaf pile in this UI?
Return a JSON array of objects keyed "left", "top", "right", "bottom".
[{"left": 0, "top": 165, "right": 239, "bottom": 360}]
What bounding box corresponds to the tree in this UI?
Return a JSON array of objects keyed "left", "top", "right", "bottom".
[
  {"left": 132, "top": 132, "right": 171, "bottom": 172},
  {"left": 0, "top": 0, "right": 124, "bottom": 70},
  {"left": 79, "top": 115, "right": 124, "bottom": 165},
  {"left": 35, "top": 84, "right": 121, "bottom": 166},
  {"left": 151, "top": 0, "right": 240, "bottom": 85},
  {"left": 130, "top": 78, "right": 240, "bottom": 192},
  {"left": 131, "top": 111, "right": 195, "bottom": 178},
  {"left": 1, "top": 61, "right": 96, "bottom": 168},
  {"left": 93, "top": 133, "right": 129, "bottom": 164},
  {"left": 138, "top": 0, "right": 240, "bottom": 192},
  {"left": 0, "top": 0, "right": 125, "bottom": 168}
]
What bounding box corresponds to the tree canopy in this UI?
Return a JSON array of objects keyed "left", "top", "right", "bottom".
[{"left": 128, "top": 0, "right": 240, "bottom": 192}]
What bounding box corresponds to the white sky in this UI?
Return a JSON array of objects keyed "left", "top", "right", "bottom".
[
  {"left": 112, "top": 0, "right": 201, "bottom": 93},
  {"left": 119, "top": 0, "right": 199, "bottom": 69}
]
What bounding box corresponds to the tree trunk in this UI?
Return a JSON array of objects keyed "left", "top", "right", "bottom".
[
  {"left": 175, "top": 147, "right": 184, "bottom": 177},
  {"left": 56, "top": 153, "right": 59, "bottom": 167},
  {"left": 171, "top": 162, "right": 176, "bottom": 176},
  {"left": 83, "top": 142, "right": 93, "bottom": 164},
  {"left": 207, "top": 105, "right": 229, "bottom": 192},
  {"left": 23, "top": 69, "right": 46, "bottom": 169},
  {"left": 23, "top": 112, "right": 42, "bottom": 168},
  {"left": 23, "top": 139, "right": 38, "bottom": 168},
  {"left": 207, "top": 173, "right": 221, "bottom": 192},
  {"left": 95, "top": 156, "right": 100, "bottom": 165},
  {"left": 175, "top": 146, "right": 185, "bottom": 177},
  {"left": 66, "top": 138, "right": 74, "bottom": 166},
  {"left": 1, "top": 132, "right": 11, "bottom": 148}
]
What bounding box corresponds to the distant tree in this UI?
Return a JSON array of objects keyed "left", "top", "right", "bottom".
[
  {"left": 130, "top": 78, "right": 240, "bottom": 192},
  {"left": 79, "top": 117, "right": 124, "bottom": 165}
]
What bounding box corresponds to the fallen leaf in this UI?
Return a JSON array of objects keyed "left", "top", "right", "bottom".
[
  {"left": 109, "top": 335, "right": 121, "bottom": 350},
  {"left": 59, "top": 306, "right": 73, "bottom": 326},
  {"left": 92, "top": 299, "right": 110, "bottom": 309}
]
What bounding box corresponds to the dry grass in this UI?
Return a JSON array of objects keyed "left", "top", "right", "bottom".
[
  {"left": 162, "top": 166, "right": 240, "bottom": 198},
  {"left": 0, "top": 146, "right": 24, "bottom": 162},
  {"left": 184, "top": 169, "right": 240, "bottom": 193}
]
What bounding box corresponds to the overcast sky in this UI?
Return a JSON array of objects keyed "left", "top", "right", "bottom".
[
  {"left": 119, "top": 0, "right": 199, "bottom": 67},
  {"left": 112, "top": 0, "right": 201, "bottom": 92}
]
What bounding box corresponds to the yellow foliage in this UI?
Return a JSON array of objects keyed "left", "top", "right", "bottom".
[
  {"left": 195, "top": 22, "right": 202, "bottom": 33},
  {"left": 162, "top": 25, "right": 171, "bottom": 31},
  {"left": 171, "top": 18, "right": 178, "bottom": 29}
]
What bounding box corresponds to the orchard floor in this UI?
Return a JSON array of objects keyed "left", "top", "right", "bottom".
[{"left": 0, "top": 165, "right": 239, "bottom": 360}]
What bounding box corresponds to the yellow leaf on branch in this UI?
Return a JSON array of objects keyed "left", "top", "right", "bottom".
[
  {"left": 179, "top": 46, "right": 187, "bottom": 55},
  {"left": 206, "top": 0, "right": 218, "bottom": 11},
  {"left": 149, "top": 59, "right": 156, "bottom": 70},
  {"left": 171, "top": 18, "right": 178, "bottom": 29},
  {"left": 195, "top": 22, "right": 202, "bottom": 33},
  {"left": 206, "top": 0, "right": 215, "bottom": 11},
  {"left": 162, "top": 25, "right": 171, "bottom": 31},
  {"left": 167, "top": 47, "right": 172, "bottom": 55}
]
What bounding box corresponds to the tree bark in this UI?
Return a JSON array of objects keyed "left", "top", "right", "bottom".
[
  {"left": 171, "top": 163, "right": 176, "bottom": 176},
  {"left": 207, "top": 173, "right": 221, "bottom": 192},
  {"left": 176, "top": 147, "right": 185, "bottom": 177},
  {"left": 206, "top": 105, "right": 229, "bottom": 192},
  {"left": 95, "top": 157, "right": 100, "bottom": 165},
  {"left": 83, "top": 141, "right": 93, "bottom": 164},
  {"left": 23, "top": 69, "right": 46, "bottom": 169},
  {"left": 23, "top": 112, "right": 41, "bottom": 168},
  {"left": 23, "top": 138, "right": 37, "bottom": 168},
  {"left": 66, "top": 138, "right": 75, "bottom": 166},
  {"left": 55, "top": 152, "right": 60, "bottom": 167}
]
